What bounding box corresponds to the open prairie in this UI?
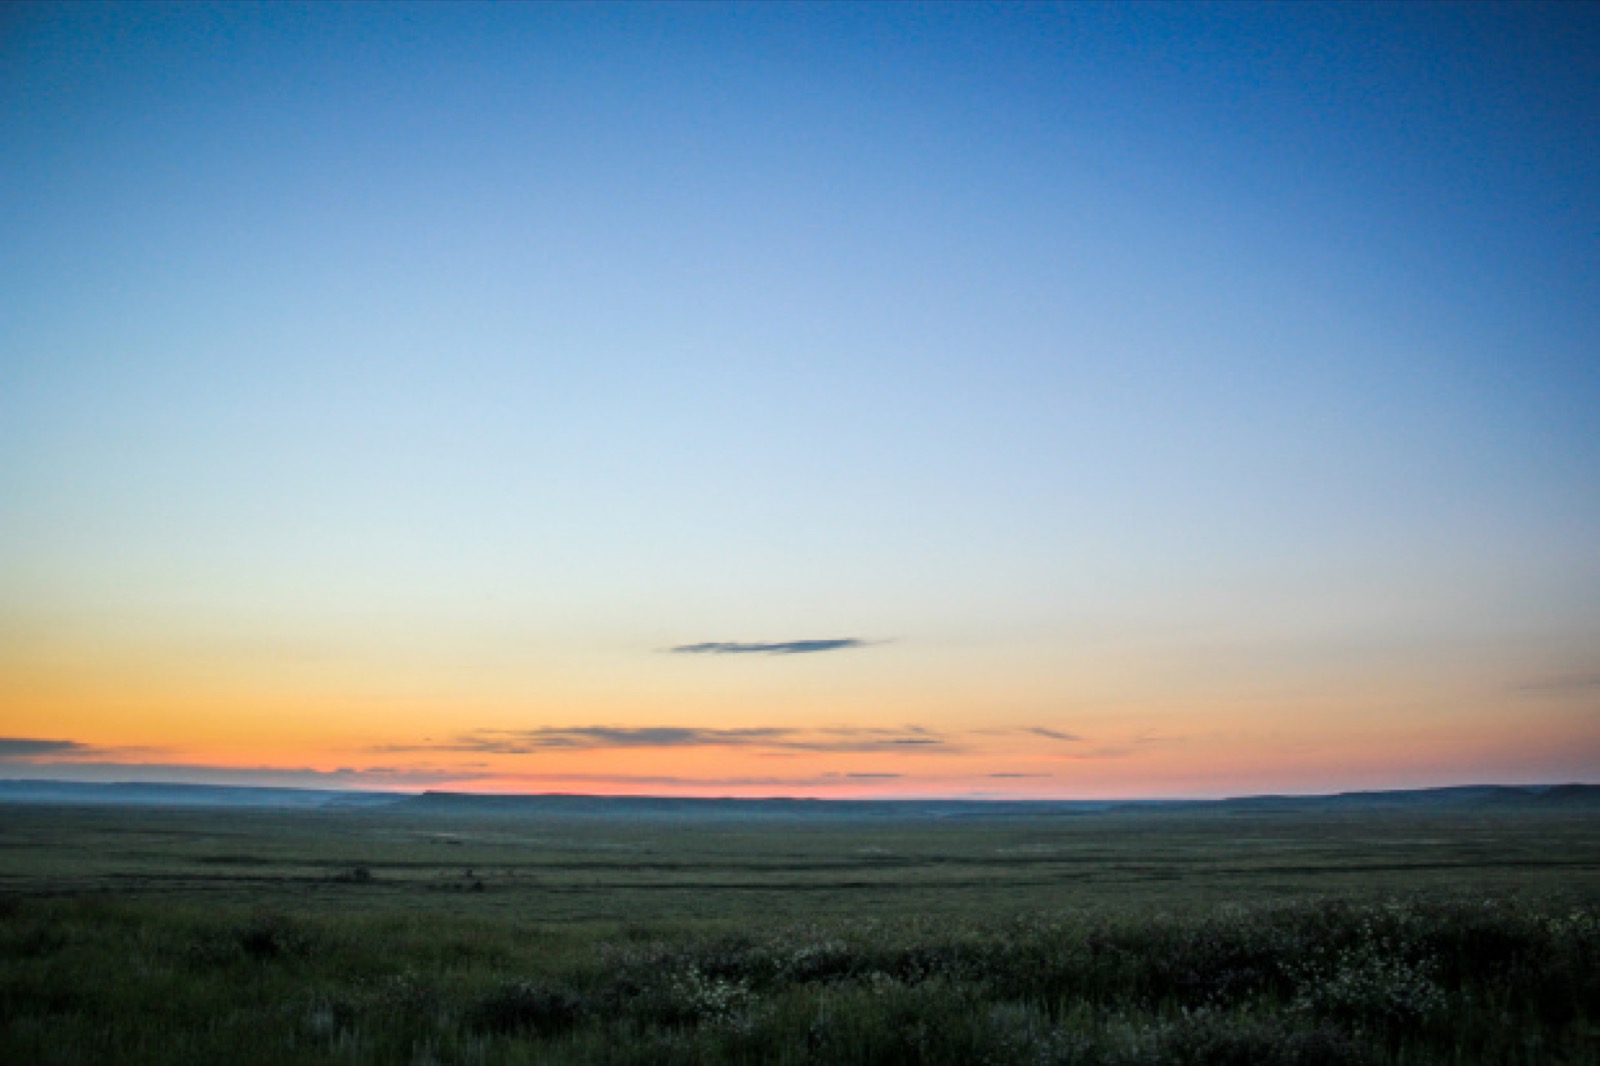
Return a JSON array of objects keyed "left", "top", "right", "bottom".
[
  {"left": 2, "top": 798, "right": 1599, "bottom": 923},
  {"left": 3, "top": 795, "right": 1599, "bottom": 1063}
]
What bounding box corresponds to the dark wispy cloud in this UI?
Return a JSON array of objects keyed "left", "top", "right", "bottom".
[
  {"left": 0, "top": 761, "right": 925, "bottom": 793},
  {"left": 1043, "top": 730, "right": 1179, "bottom": 761},
  {"left": 0, "top": 760, "right": 486, "bottom": 789},
  {"left": 493, "top": 771, "right": 920, "bottom": 789},
  {"left": 1515, "top": 673, "right": 1600, "bottom": 695},
  {"left": 377, "top": 724, "right": 951, "bottom": 755},
  {"left": 1028, "top": 727, "right": 1084, "bottom": 742},
  {"left": 0, "top": 739, "right": 171, "bottom": 764},
  {"left": 479, "top": 727, "right": 790, "bottom": 751},
  {"left": 0, "top": 738, "right": 95, "bottom": 760},
  {"left": 990, "top": 772, "right": 1052, "bottom": 778},
  {"left": 668, "top": 639, "right": 868, "bottom": 655}
]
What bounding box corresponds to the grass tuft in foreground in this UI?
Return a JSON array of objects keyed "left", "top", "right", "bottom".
[{"left": 2, "top": 893, "right": 1597, "bottom": 1063}]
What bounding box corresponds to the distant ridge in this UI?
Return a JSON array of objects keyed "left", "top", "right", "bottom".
[
  {"left": 1204, "top": 784, "right": 1586, "bottom": 812},
  {"left": 1, "top": 778, "right": 1594, "bottom": 816},
  {"left": 400, "top": 791, "right": 1118, "bottom": 821},
  {"left": 1531, "top": 783, "right": 1600, "bottom": 807}
]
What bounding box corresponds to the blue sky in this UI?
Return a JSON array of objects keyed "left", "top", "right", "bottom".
[{"left": 2, "top": 2, "right": 1596, "bottom": 796}]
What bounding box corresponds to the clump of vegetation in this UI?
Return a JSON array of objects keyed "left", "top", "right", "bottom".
[
  {"left": 470, "top": 980, "right": 586, "bottom": 1035},
  {"left": 180, "top": 908, "right": 318, "bottom": 966},
  {"left": 236, "top": 909, "right": 317, "bottom": 960},
  {"left": 3, "top": 893, "right": 1596, "bottom": 1063}
]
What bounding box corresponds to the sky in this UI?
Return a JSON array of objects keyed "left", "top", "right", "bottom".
[{"left": 2, "top": 1, "right": 1597, "bottom": 799}]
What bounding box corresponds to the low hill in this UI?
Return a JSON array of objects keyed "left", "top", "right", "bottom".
[
  {"left": 1, "top": 778, "right": 1593, "bottom": 817},
  {"left": 396, "top": 791, "right": 1116, "bottom": 821}
]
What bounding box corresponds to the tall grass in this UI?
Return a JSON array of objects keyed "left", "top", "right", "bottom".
[{"left": 2, "top": 893, "right": 1595, "bottom": 1063}]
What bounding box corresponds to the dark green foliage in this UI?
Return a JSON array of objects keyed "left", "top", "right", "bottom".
[
  {"left": 236, "top": 909, "right": 316, "bottom": 960},
  {"left": 470, "top": 980, "right": 586, "bottom": 1035},
  {"left": 182, "top": 908, "right": 317, "bottom": 965},
  {"left": 2, "top": 892, "right": 1597, "bottom": 1063},
  {"left": 0, "top": 911, "right": 70, "bottom": 959},
  {"left": 1153, "top": 1012, "right": 1376, "bottom": 1066}
]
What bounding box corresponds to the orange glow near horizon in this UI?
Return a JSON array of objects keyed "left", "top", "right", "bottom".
[{"left": 5, "top": 626, "right": 1596, "bottom": 801}]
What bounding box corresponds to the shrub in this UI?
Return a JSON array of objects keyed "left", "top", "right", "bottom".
[
  {"left": 183, "top": 909, "right": 317, "bottom": 964},
  {"left": 1291, "top": 943, "right": 1444, "bottom": 1033},
  {"left": 1155, "top": 1010, "right": 1376, "bottom": 1066},
  {"left": 470, "top": 980, "right": 586, "bottom": 1035}
]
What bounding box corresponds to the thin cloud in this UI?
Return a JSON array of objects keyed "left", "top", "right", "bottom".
[
  {"left": 1028, "top": 727, "right": 1084, "bottom": 742},
  {"left": 844, "top": 773, "right": 902, "bottom": 779},
  {"left": 990, "top": 772, "right": 1052, "bottom": 778},
  {"left": 1515, "top": 673, "right": 1600, "bottom": 695},
  {"left": 379, "top": 724, "right": 953, "bottom": 755},
  {"left": 477, "top": 727, "right": 792, "bottom": 751},
  {"left": 463, "top": 771, "right": 918, "bottom": 789},
  {"left": 668, "top": 639, "right": 868, "bottom": 655},
  {"left": 0, "top": 738, "right": 95, "bottom": 760},
  {"left": 0, "top": 761, "right": 485, "bottom": 789}
]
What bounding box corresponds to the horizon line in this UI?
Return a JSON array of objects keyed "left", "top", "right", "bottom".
[{"left": 1, "top": 775, "right": 1594, "bottom": 806}]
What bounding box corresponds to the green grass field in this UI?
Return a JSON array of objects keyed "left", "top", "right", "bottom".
[{"left": 3, "top": 799, "right": 1598, "bottom": 1063}]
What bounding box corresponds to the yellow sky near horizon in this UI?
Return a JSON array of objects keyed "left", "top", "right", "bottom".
[{"left": 4, "top": 605, "right": 1594, "bottom": 798}]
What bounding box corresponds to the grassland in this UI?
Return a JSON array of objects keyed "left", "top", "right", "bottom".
[{"left": 2, "top": 794, "right": 1598, "bottom": 1063}]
